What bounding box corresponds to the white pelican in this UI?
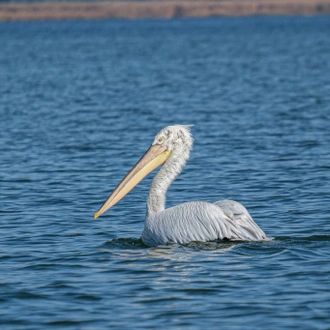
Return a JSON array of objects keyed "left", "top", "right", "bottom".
[{"left": 94, "top": 125, "right": 267, "bottom": 246}]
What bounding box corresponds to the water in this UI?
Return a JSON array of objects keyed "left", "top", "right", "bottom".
[{"left": 1, "top": 16, "right": 330, "bottom": 329}]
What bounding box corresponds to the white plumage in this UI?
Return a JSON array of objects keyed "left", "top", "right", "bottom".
[{"left": 94, "top": 125, "right": 267, "bottom": 246}]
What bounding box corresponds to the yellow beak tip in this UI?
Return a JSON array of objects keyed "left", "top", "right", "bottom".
[{"left": 94, "top": 212, "right": 100, "bottom": 219}]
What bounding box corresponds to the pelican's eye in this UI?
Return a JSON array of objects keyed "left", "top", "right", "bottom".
[{"left": 157, "top": 136, "right": 165, "bottom": 144}]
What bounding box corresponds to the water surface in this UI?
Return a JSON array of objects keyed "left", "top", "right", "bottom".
[{"left": 1, "top": 16, "right": 330, "bottom": 329}]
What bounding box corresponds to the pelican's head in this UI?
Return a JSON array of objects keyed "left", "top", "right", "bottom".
[
  {"left": 94, "top": 125, "right": 193, "bottom": 219},
  {"left": 152, "top": 125, "right": 193, "bottom": 155}
]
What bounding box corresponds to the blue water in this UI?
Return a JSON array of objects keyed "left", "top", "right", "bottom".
[{"left": 1, "top": 16, "right": 330, "bottom": 329}]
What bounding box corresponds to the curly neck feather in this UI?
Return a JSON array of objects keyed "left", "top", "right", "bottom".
[{"left": 146, "top": 142, "right": 191, "bottom": 218}]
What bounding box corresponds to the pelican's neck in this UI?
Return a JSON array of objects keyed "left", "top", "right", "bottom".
[{"left": 146, "top": 150, "right": 189, "bottom": 218}]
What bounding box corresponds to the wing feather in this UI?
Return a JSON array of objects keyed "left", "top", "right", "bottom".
[{"left": 214, "top": 199, "right": 267, "bottom": 241}]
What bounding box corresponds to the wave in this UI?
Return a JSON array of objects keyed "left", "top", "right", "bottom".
[{"left": 102, "top": 235, "right": 330, "bottom": 251}]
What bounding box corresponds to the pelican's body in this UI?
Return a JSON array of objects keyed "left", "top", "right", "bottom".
[
  {"left": 142, "top": 200, "right": 266, "bottom": 246},
  {"left": 95, "top": 125, "right": 267, "bottom": 246}
]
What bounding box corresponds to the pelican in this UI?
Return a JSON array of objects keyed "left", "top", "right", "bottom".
[{"left": 94, "top": 125, "right": 267, "bottom": 246}]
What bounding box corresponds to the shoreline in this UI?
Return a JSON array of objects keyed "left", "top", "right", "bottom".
[{"left": 1, "top": 0, "right": 330, "bottom": 21}]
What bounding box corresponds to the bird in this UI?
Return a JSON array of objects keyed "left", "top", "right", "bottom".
[{"left": 94, "top": 125, "right": 267, "bottom": 246}]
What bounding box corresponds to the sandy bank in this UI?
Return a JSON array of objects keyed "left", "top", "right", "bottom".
[{"left": 1, "top": 0, "right": 330, "bottom": 21}]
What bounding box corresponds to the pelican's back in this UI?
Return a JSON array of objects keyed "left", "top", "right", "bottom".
[{"left": 214, "top": 199, "right": 267, "bottom": 241}]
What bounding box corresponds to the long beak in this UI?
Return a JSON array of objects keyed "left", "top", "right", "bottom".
[{"left": 94, "top": 144, "right": 171, "bottom": 219}]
